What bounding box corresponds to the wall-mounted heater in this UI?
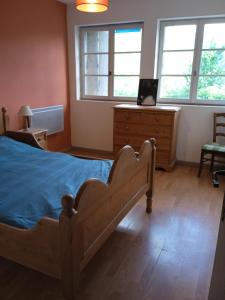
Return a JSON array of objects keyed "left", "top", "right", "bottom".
[{"left": 31, "top": 105, "right": 64, "bottom": 135}]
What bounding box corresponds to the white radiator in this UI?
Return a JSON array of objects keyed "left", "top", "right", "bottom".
[{"left": 31, "top": 105, "right": 64, "bottom": 135}]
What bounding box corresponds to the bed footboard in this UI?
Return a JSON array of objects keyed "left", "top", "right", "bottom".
[
  {"left": 60, "top": 138, "right": 156, "bottom": 300},
  {"left": 0, "top": 218, "right": 61, "bottom": 278}
]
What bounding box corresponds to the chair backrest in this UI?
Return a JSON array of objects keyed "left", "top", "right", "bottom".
[{"left": 213, "top": 113, "right": 225, "bottom": 143}]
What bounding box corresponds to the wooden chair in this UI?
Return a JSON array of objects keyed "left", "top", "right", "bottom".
[{"left": 198, "top": 113, "right": 225, "bottom": 177}]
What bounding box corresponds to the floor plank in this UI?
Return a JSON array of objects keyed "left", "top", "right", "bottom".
[{"left": 0, "top": 165, "right": 224, "bottom": 300}]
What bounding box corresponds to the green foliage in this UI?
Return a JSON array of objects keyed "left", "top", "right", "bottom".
[
  {"left": 162, "top": 75, "right": 190, "bottom": 99},
  {"left": 197, "top": 44, "right": 225, "bottom": 100},
  {"left": 162, "top": 41, "right": 225, "bottom": 100}
]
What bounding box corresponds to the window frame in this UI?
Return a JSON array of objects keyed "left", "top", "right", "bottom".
[
  {"left": 157, "top": 17, "right": 225, "bottom": 105},
  {"left": 79, "top": 22, "right": 144, "bottom": 101}
]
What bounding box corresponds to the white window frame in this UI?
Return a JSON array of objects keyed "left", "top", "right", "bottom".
[
  {"left": 79, "top": 22, "right": 144, "bottom": 101},
  {"left": 157, "top": 17, "right": 225, "bottom": 105}
]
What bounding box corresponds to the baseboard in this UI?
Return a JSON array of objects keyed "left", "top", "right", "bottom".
[
  {"left": 65, "top": 149, "right": 209, "bottom": 169},
  {"left": 67, "top": 150, "right": 202, "bottom": 166}
]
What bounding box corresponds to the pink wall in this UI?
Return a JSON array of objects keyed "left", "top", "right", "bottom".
[{"left": 0, "top": 0, "right": 70, "bottom": 151}]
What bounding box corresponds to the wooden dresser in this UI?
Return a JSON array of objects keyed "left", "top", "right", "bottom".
[{"left": 113, "top": 104, "right": 181, "bottom": 170}]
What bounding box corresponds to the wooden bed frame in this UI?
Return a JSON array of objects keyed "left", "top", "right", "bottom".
[{"left": 0, "top": 107, "right": 156, "bottom": 300}]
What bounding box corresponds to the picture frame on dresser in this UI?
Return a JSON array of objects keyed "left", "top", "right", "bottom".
[{"left": 137, "top": 79, "right": 158, "bottom": 106}]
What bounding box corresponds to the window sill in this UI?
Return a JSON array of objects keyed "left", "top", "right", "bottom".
[
  {"left": 77, "top": 98, "right": 137, "bottom": 104},
  {"left": 157, "top": 100, "right": 225, "bottom": 108}
]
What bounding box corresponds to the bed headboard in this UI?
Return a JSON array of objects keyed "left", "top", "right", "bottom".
[
  {"left": 0, "top": 107, "right": 44, "bottom": 149},
  {"left": 0, "top": 107, "right": 7, "bottom": 135}
]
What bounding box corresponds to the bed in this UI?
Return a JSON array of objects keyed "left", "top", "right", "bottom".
[{"left": 0, "top": 107, "right": 156, "bottom": 300}]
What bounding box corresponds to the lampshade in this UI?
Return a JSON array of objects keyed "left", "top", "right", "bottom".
[
  {"left": 76, "top": 0, "right": 109, "bottom": 13},
  {"left": 18, "top": 105, "right": 33, "bottom": 117}
]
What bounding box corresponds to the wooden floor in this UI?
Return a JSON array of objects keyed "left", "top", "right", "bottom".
[{"left": 0, "top": 165, "right": 224, "bottom": 300}]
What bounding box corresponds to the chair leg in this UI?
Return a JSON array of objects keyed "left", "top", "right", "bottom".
[
  {"left": 210, "top": 154, "right": 215, "bottom": 172},
  {"left": 198, "top": 150, "right": 204, "bottom": 177}
]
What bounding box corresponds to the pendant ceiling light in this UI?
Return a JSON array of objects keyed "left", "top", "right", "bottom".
[{"left": 76, "top": 0, "right": 109, "bottom": 13}]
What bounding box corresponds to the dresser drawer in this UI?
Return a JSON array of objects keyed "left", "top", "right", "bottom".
[
  {"left": 114, "top": 135, "right": 145, "bottom": 148},
  {"left": 140, "top": 112, "right": 173, "bottom": 126},
  {"left": 114, "top": 111, "right": 141, "bottom": 123},
  {"left": 114, "top": 122, "right": 139, "bottom": 135},
  {"left": 114, "top": 110, "right": 173, "bottom": 126},
  {"left": 114, "top": 134, "right": 170, "bottom": 151},
  {"left": 139, "top": 125, "right": 171, "bottom": 137},
  {"left": 114, "top": 122, "right": 171, "bottom": 138}
]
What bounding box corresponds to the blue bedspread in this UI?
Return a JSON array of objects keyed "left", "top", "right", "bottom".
[{"left": 0, "top": 136, "right": 113, "bottom": 229}]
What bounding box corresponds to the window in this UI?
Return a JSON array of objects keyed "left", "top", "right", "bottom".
[
  {"left": 157, "top": 18, "right": 225, "bottom": 104},
  {"left": 80, "top": 23, "right": 143, "bottom": 100}
]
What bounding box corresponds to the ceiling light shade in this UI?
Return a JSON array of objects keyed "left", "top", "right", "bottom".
[{"left": 76, "top": 0, "right": 109, "bottom": 13}]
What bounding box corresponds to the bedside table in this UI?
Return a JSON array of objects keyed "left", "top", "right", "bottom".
[{"left": 17, "top": 128, "right": 48, "bottom": 149}]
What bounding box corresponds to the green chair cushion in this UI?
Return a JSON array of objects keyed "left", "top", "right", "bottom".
[{"left": 202, "top": 143, "right": 225, "bottom": 153}]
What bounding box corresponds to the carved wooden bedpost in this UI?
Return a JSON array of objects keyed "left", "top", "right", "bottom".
[
  {"left": 59, "top": 195, "right": 81, "bottom": 300},
  {"left": 2, "top": 107, "right": 7, "bottom": 134},
  {"left": 146, "top": 138, "right": 156, "bottom": 213}
]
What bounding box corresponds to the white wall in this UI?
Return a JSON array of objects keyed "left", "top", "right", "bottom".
[{"left": 67, "top": 0, "right": 225, "bottom": 163}]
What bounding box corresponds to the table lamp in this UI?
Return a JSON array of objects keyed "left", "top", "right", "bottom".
[{"left": 18, "top": 105, "right": 33, "bottom": 130}]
